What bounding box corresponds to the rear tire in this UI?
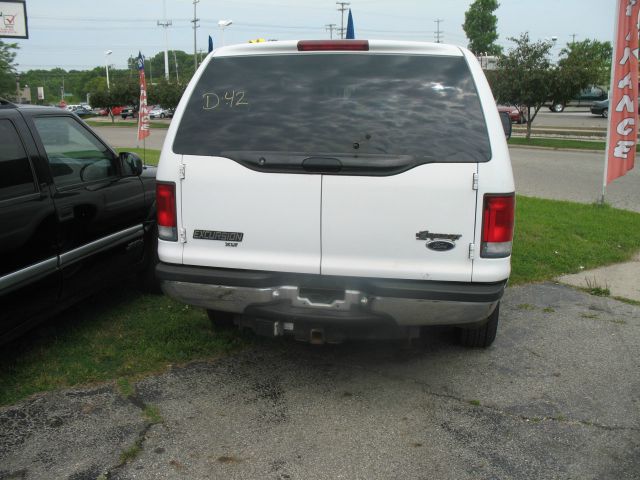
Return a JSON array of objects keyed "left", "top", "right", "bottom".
[
  {"left": 207, "top": 309, "right": 235, "bottom": 329},
  {"left": 457, "top": 303, "right": 499, "bottom": 348},
  {"left": 602, "top": 109, "right": 608, "bottom": 119},
  {"left": 551, "top": 103, "right": 564, "bottom": 113},
  {"left": 138, "top": 225, "right": 161, "bottom": 293}
]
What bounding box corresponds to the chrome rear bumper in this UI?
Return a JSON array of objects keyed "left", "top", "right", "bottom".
[{"left": 158, "top": 263, "right": 505, "bottom": 327}]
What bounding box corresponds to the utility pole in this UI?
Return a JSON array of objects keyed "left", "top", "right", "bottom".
[
  {"left": 157, "top": 0, "right": 172, "bottom": 81},
  {"left": 571, "top": 33, "right": 577, "bottom": 44},
  {"left": 434, "top": 19, "right": 443, "bottom": 43},
  {"left": 191, "top": 0, "right": 200, "bottom": 71},
  {"left": 173, "top": 50, "right": 179, "bottom": 83},
  {"left": 325, "top": 23, "right": 337, "bottom": 39},
  {"left": 336, "top": 2, "right": 350, "bottom": 39}
]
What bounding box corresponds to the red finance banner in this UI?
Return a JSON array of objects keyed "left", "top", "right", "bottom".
[{"left": 605, "top": 0, "right": 640, "bottom": 184}]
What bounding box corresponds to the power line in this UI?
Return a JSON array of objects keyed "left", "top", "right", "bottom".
[
  {"left": 191, "top": 0, "right": 200, "bottom": 71},
  {"left": 325, "top": 23, "right": 337, "bottom": 39},
  {"left": 434, "top": 19, "right": 443, "bottom": 43},
  {"left": 336, "top": 2, "right": 350, "bottom": 40}
]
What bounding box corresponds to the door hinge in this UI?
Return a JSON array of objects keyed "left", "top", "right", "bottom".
[
  {"left": 472, "top": 173, "right": 479, "bottom": 191},
  {"left": 178, "top": 164, "right": 186, "bottom": 179},
  {"left": 469, "top": 243, "right": 476, "bottom": 260},
  {"left": 179, "top": 228, "right": 187, "bottom": 243}
]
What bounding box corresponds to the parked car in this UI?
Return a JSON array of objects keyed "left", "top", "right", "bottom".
[
  {"left": 97, "top": 106, "right": 124, "bottom": 116},
  {"left": 590, "top": 99, "right": 609, "bottom": 118},
  {"left": 155, "top": 40, "right": 515, "bottom": 348},
  {"left": 0, "top": 100, "right": 158, "bottom": 344},
  {"left": 548, "top": 86, "right": 608, "bottom": 112},
  {"left": 497, "top": 104, "right": 526, "bottom": 124},
  {"left": 71, "top": 106, "right": 94, "bottom": 118},
  {"left": 149, "top": 105, "right": 174, "bottom": 119},
  {"left": 121, "top": 106, "right": 137, "bottom": 119}
]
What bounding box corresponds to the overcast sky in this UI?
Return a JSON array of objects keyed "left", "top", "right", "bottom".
[{"left": 10, "top": 0, "right": 614, "bottom": 72}]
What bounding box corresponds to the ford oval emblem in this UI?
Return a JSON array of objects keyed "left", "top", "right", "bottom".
[{"left": 426, "top": 240, "right": 455, "bottom": 252}]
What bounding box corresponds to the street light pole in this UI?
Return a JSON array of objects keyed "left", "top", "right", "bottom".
[
  {"left": 218, "top": 19, "right": 233, "bottom": 46},
  {"left": 158, "top": 0, "right": 172, "bottom": 81},
  {"left": 104, "top": 50, "right": 112, "bottom": 90}
]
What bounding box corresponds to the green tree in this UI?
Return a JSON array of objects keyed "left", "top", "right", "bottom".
[
  {"left": 0, "top": 41, "right": 19, "bottom": 99},
  {"left": 559, "top": 39, "right": 612, "bottom": 88},
  {"left": 88, "top": 79, "right": 137, "bottom": 123},
  {"left": 463, "top": 0, "right": 503, "bottom": 55},
  {"left": 488, "top": 33, "right": 554, "bottom": 138},
  {"left": 545, "top": 39, "right": 612, "bottom": 112},
  {"left": 148, "top": 79, "right": 186, "bottom": 109}
]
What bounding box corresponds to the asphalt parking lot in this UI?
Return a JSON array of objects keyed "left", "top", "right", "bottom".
[{"left": 1, "top": 283, "right": 639, "bottom": 479}]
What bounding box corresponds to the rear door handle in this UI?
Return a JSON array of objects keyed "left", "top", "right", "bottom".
[{"left": 302, "top": 157, "right": 342, "bottom": 173}]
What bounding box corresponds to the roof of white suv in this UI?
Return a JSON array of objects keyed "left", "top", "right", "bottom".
[{"left": 211, "top": 39, "right": 465, "bottom": 58}]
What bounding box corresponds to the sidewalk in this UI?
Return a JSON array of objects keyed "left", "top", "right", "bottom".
[{"left": 556, "top": 252, "right": 640, "bottom": 302}]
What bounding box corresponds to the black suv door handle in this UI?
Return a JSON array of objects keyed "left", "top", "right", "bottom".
[{"left": 302, "top": 157, "right": 342, "bottom": 173}]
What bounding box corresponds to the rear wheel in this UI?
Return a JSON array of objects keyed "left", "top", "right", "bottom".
[
  {"left": 207, "top": 309, "right": 236, "bottom": 329},
  {"left": 602, "top": 109, "right": 608, "bottom": 118},
  {"left": 551, "top": 103, "right": 564, "bottom": 113},
  {"left": 138, "top": 225, "right": 161, "bottom": 293},
  {"left": 456, "top": 303, "right": 499, "bottom": 348}
]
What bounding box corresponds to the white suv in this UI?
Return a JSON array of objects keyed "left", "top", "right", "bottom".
[{"left": 155, "top": 40, "right": 515, "bottom": 347}]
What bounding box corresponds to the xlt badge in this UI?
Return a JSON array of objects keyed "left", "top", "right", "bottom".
[{"left": 193, "top": 230, "right": 244, "bottom": 242}]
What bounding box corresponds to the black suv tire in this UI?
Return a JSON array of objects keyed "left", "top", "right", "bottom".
[{"left": 457, "top": 303, "right": 499, "bottom": 348}]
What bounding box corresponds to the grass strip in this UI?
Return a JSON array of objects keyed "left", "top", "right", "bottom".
[
  {"left": 1, "top": 195, "right": 640, "bottom": 406},
  {"left": 0, "top": 291, "right": 249, "bottom": 406},
  {"left": 510, "top": 196, "right": 640, "bottom": 284},
  {"left": 87, "top": 120, "right": 170, "bottom": 129},
  {"left": 116, "top": 147, "right": 161, "bottom": 166}
]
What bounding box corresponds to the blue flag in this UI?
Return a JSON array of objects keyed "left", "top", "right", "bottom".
[
  {"left": 346, "top": 9, "right": 355, "bottom": 39},
  {"left": 208, "top": 35, "right": 214, "bottom": 53}
]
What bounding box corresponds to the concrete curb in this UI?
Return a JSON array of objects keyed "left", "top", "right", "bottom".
[{"left": 556, "top": 252, "right": 640, "bottom": 303}]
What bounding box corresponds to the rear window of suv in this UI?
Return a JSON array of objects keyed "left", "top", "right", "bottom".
[{"left": 174, "top": 53, "right": 491, "bottom": 164}]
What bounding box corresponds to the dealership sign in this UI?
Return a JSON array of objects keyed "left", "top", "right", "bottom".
[{"left": 0, "top": 1, "right": 28, "bottom": 39}]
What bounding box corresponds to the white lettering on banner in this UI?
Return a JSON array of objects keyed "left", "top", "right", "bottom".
[
  {"left": 618, "top": 72, "right": 633, "bottom": 88},
  {"left": 617, "top": 117, "right": 636, "bottom": 135},
  {"left": 614, "top": 140, "right": 635, "bottom": 158},
  {"left": 626, "top": 0, "right": 637, "bottom": 16},
  {"left": 620, "top": 46, "right": 632, "bottom": 64},
  {"left": 616, "top": 94, "right": 634, "bottom": 112}
]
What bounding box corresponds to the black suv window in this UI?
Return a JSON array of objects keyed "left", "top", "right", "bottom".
[
  {"left": 174, "top": 54, "right": 491, "bottom": 165},
  {"left": 0, "top": 119, "right": 36, "bottom": 201},
  {"left": 33, "top": 116, "right": 117, "bottom": 187}
]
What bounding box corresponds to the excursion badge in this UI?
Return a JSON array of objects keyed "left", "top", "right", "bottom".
[{"left": 193, "top": 230, "right": 244, "bottom": 247}]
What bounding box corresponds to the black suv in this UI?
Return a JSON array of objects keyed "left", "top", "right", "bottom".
[{"left": 0, "top": 101, "right": 157, "bottom": 343}]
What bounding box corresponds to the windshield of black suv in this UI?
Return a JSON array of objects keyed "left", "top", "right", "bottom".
[{"left": 173, "top": 53, "right": 491, "bottom": 164}]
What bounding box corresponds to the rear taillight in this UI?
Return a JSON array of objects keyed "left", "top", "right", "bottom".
[
  {"left": 297, "top": 40, "right": 369, "bottom": 51},
  {"left": 156, "top": 182, "right": 177, "bottom": 241},
  {"left": 481, "top": 194, "right": 515, "bottom": 258}
]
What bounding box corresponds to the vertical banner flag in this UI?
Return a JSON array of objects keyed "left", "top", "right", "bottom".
[
  {"left": 346, "top": 9, "right": 355, "bottom": 39},
  {"left": 605, "top": 0, "right": 640, "bottom": 185},
  {"left": 137, "top": 52, "right": 150, "bottom": 141}
]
